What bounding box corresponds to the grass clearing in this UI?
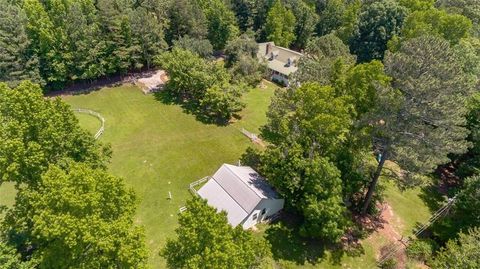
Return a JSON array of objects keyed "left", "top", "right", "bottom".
[
  {"left": 62, "top": 81, "right": 277, "bottom": 267},
  {"left": 73, "top": 112, "right": 103, "bottom": 135}
]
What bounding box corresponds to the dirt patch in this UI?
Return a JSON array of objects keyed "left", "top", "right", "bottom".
[
  {"left": 136, "top": 70, "right": 168, "bottom": 94},
  {"left": 377, "top": 203, "right": 408, "bottom": 268},
  {"left": 354, "top": 203, "right": 409, "bottom": 268}
]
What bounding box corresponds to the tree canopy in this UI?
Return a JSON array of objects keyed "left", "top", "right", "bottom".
[
  {"left": 2, "top": 162, "right": 148, "bottom": 268},
  {"left": 294, "top": 34, "right": 356, "bottom": 86},
  {"left": 0, "top": 81, "right": 110, "bottom": 187},
  {"left": 430, "top": 227, "right": 480, "bottom": 268},
  {"left": 161, "top": 198, "right": 271, "bottom": 269},
  {"left": 265, "top": 0, "right": 296, "bottom": 47},
  {"left": 250, "top": 82, "right": 353, "bottom": 241},
  {"left": 361, "top": 35, "right": 473, "bottom": 213},
  {"left": 155, "top": 48, "right": 245, "bottom": 122},
  {"left": 350, "top": 0, "right": 407, "bottom": 62}
]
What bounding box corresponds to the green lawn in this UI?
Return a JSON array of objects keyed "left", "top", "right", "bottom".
[
  {"left": 0, "top": 79, "right": 432, "bottom": 268},
  {"left": 63, "top": 81, "right": 277, "bottom": 267},
  {"left": 73, "top": 112, "right": 103, "bottom": 135}
]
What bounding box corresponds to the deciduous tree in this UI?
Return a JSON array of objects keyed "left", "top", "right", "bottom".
[
  {"left": 2, "top": 162, "right": 148, "bottom": 268},
  {"left": 0, "top": 81, "right": 110, "bottom": 188},
  {"left": 350, "top": 0, "right": 407, "bottom": 62},
  {"left": 265, "top": 0, "right": 296, "bottom": 47},
  {"left": 294, "top": 34, "right": 356, "bottom": 86},
  {"left": 199, "top": 0, "right": 240, "bottom": 50},
  {"left": 401, "top": 9, "right": 472, "bottom": 45},
  {"left": 430, "top": 227, "right": 480, "bottom": 268},
  {"left": 161, "top": 198, "right": 270, "bottom": 269},
  {"left": 173, "top": 36, "right": 213, "bottom": 59}
]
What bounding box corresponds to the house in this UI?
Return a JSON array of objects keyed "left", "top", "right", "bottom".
[
  {"left": 194, "top": 164, "right": 284, "bottom": 229},
  {"left": 257, "top": 42, "right": 303, "bottom": 86}
]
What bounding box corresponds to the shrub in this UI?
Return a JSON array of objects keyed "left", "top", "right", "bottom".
[
  {"left": 380, "top": 257, "right": 397, "bottom": 269},
  {"left": 406, "top": 239, "right": 437, "bottom": 262}
]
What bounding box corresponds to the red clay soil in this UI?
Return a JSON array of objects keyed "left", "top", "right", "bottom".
[{"left": 378, "top": 203, "right": 407, "bottom": 269}]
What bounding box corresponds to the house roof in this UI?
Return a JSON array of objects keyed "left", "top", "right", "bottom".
[
  {"left": 197, "top": 164, "right": 280, "bottom": 226},
  {"left": 257, "top": 42, "right": 303, "bottom": 76}
]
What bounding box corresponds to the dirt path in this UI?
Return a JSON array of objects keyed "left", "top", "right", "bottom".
[{"left": 377, "top": 203, "right": 408, "bottom": 268}]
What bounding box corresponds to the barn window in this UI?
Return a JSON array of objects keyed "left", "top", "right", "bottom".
[
  {"left": 261, "top": 208, "right": 266, "bottom": 215},
  {"left": 252, "top": 213, "right": 258, "bottom": 220}
]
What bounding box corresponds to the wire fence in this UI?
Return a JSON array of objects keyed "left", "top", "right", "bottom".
[{"left": 72, "top": 108, "right": 105, "bottom": 139}]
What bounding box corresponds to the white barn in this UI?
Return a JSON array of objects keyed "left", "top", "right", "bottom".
[{"left": 196, "top": 164, "right": 284, "bottom": 229}]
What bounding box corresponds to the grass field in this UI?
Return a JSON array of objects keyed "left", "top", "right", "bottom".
[
  {"left": 74, "top": 112, "right": 103, "bottom": 135},
  {"left": 0, "top": 80, "right": 432, "bottom": 268},
  {"left": 62, "top": 81, "right": 277, "bottom": 267}
]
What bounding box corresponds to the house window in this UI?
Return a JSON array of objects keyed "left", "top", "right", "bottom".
[
  {"left": 261, "top": 208, "right": 267, "bottom": 215},
  {"left": 252, "top": 213, "right": 258, "bottom": 220}
]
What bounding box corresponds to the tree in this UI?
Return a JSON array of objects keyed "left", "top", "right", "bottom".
[
  {"left": 435, "top": 174, "right": 480, "bottom": 240},
  {"left": 155, "top": 48, "right": 244, "bottom": 122},
  {"left": 161, "top": 198, "right": 270, "bottom": 269},
  {"left": 400, "top": 9, "right": 472, "bottom": 45},
  {"left": 252, "top": 83, "right": 353, "bottom": 240},
  {"left": 294, "top": 34, "right": 356, "bottom": 86},
  {"left": 456, "top": 92, "right": 480, "bottom": 177},
  {"left": 334, "top": 60, "right": 391, "bottom": 117},
  {"left": 155, "top": 48, "right": 229, "bottom": 101},
  {"left": 0, "top": 81, "right": 110, "bottom": 188},
  {"left": 361, "top": 35, "right": 473, "bottom": 214},
  {"left": 0, "top": 241, "right": 34, "bottom": 269},
  {"left": 430, "top": 227, "right": 480, "bottom": 268},
  {"left": 261, "top": 83, "right": 353, "bottom": 156},
  {"left": 398, "top": 0, "right": 434, "bottom": 11},
  {"left": 96, "top": 0, "right": 142, "bottom": 75},
  {"left": 265, "top": 0, "right": 296, "bottom": 47},
  {"left": 317, "top": 0, "right": 361, "bottom": 44},
  {"left": 258, "top": 146, "right": 350, "bottom": 241},
  {"left": 224, "top": 33, "right": 258, "bottom": 67},
  {"left": 316, "top": 0, "right": 348, "bottom": 36},
  {"left": 437, "top": 0, "right": 480, "bottom": 37},
  {"left": 62, "top": 0, "right": 106, "bottom": 81},
  {"left": 165, "top": 0, "right": 208, "bottom": 44},
  {"left": 201, "top": 84, "right": 246, "bottom": 122},
  {"left": 173, "top": 35, "right": 213, "bottom": 59},
  {"left": 2, "top": 162, "right": 148, "bottom": 268},
  {"left": 199, "top": 0, "right": 239, "bottom": 50},
  {"left": 284, "top": 0, "right": 318, "bottom": 49},
  {"left": 129, "top": 6, "right": 167, "bottom": 69},
  {"left": 229, "top": 54, "right": 267, "bottom": 86},
  {"left": 350, "top": 0, "right": 407, "bottom": 62},
  {"left": 0, "top": 0, "right": 42, "bottom": 87},
  {"left": 22, "top": 0, "right": 62, "bottom": 85},
  {"left": 229, "top": 0, "right": 256, "bottom": 32}
]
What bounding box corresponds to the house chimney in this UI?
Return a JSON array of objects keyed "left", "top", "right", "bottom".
[{"left": 266, "top": 43, "right": 272, "bottom": 55}]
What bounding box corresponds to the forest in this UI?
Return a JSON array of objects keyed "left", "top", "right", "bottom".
[{"left": 1, "top": 0, "right": 480, "bottom": 268}]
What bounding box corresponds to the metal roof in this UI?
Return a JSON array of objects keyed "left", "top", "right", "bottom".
[
  {"left": 197, "top": 164, "right": 280, "bottom": 226},
  {"left": 197, "top": 178, "right": 249, "bottom": 226}
]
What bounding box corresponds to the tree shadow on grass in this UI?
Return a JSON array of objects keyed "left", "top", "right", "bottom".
[
  {"left": 418, "top": 184, "right": 447, "bottom": 213},
  {"left": 153, "top": 90, "right": 231, "bottom": 126},
  {"left": 264, "top": 213, "right": 365, "bottom": 267}
]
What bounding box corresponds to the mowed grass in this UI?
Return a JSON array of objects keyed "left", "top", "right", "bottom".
[
  {"left": 0, "top": 79, "right": 432, "bottom": 268},
  {"left": 73, "top": 112, "right": 103, "bottom": 135},
  {"left": 63, "top": 81, "right": 277, "bottom": 267}
]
